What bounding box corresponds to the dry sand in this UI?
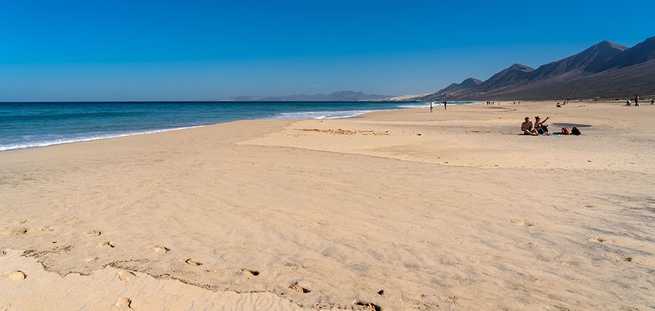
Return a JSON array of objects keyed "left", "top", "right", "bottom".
[{"left": 1, "top": 101, "right": 654, "bottom": 310}]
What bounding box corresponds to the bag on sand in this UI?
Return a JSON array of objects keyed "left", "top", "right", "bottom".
[{"left": 571, "top": 127, "right": 581, "bottom": 136}]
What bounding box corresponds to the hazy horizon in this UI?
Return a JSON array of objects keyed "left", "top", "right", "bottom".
[{"left": 1, "top": 0, "right": 653, "bottom": 101}]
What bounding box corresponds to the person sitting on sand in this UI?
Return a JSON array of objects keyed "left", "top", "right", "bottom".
[
  {"left": 521, "top": 117, "right": 537, "bottom": 135},
  {"left": 534, "top": 116, "right": 550, "bottom": 135}
]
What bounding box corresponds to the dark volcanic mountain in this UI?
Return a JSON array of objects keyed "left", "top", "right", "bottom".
[
  {"left": 420, "top": 36, "right": 655, "bottom": 100},
  {"left": 479, "top": 64, "right": 534, "bottom": 90},
  {"left": 595, "top": 36, "right": 655, "bottom": 71},
  {"left": 532, "top": 40, "right": 626, "bottom": 77},
  {"left": 432, "top": 78, "right": 482, "bottom": 99}
]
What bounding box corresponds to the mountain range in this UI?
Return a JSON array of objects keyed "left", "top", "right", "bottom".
[
  {"left": 420, "top": 36, "right": 655, "bottom": 100},
  {"left": 230, "top": 91, "right": 389, "bottom": 102}
]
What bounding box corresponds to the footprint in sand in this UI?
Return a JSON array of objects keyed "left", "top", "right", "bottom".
[
  {"left": 1, "top": 226, "right": 28, "bottom": 236},
  {"left": 117, "top": 270, "right": 136, "bottom": 281},
  {"left": 99, "top": 241, "right": 116, "bottom": 248},
  {"left": 289, "top": 281, "right": 311, "bottom": 294},
  {"left": 242, "top": 269, "right": 260, "bottom": 277},
  {"left": 39, "top": 226, "right": 55, "bottom": 232},
  {"left": 184, "top": 258, "right": 203, "bottom": 266},
  {"left": 589, "top": 237, "right": 607, "bottom": 243},
  {"left": 113, "top": 297, "right": 133, "bottom": 310},
  {"left": 153, "top": 245, "right": 170, "bottom": 254},
  {"left": 7, "top": 270, "right": 27, "bottom": 281},
  {"left": 510, "top": 219, "right": 535, "bottom": 227},
  {"left": 86, "top": 230, "right": 102, "bottom": 237},
  {"left": 353, "top": 300, "right": 381, "bottom": 311}
]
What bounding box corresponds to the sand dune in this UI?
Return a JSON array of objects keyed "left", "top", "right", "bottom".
[{"left": 1, "top": 101, "right": 654, "bottom": 310}]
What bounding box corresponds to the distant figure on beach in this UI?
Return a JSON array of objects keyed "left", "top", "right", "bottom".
[
  {"left": 534, "top": 116, "right": 550, "bottom": 135},
  {"left": 634, "top": 95, "right": 639, "bottom": 106},
  {"left": 443, "top": 100, "right": 447, "bottom": 110},
  {"left": 429, "top": 102, "right": 433, "bottom": 113},
  {"left": 651, "top": 98, "right": 654, "bottom": 105},
  {"left": 521, "top": 117, "right": 537, "bottom": 135}
]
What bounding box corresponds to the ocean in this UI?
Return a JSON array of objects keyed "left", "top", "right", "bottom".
[{"left": 0, "top": 101, "right": 428, "bottom": 151}]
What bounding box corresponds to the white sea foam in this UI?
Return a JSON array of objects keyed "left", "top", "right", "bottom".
[
  {"left": 0, "top": 126, "right": 203, "bottom": 152},
  {"left": 397, "top": 103, "right": 429, "bottom": 108},
  {"left": 271, "top": 110, "right": 372, "bottom": 120},
  {"left": 401, "top": 101, "right": 483, "bottom": 109}
]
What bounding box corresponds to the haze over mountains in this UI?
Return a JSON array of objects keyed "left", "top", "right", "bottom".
[
  {"left": 230, "top": 91, "right": 389, "bottom": 102},
  {"left": 420, "top": 35, "right": 655, "bottom": 100}
]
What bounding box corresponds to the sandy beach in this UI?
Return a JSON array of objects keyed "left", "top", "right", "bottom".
[{"left": 1, "top": 101, "right": 654, "bottom": 310}]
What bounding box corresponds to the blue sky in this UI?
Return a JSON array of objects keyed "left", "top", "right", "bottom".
[{"left": 0, "top": 0, "right": 652, "bottom": 101}]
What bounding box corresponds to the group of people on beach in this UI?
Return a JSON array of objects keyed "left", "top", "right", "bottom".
[
  {"left": 521, "top": 116, "right": 581, "bottom": 136},
  {"left": 625, "top": 95, "right": 655, "bottom": 106},
  {"left": 429, "top": 101, "right": 447, "bottom": 112},
  {"left": 521, "top": 116, "right": 550, "bottom": 135}
]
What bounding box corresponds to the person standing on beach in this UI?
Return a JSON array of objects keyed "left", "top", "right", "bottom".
[
  {"left": 634, "top": 95, "right": 640, "bottom": 106},
  {"left": 443, "top": 100, "right": 447, "bottom": 110},
  {"left": 430, "top": 102, "right": 433, "bottom": 113}
]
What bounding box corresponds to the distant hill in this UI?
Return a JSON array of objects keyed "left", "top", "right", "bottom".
[
  {"left": 230, "top": 91, "right": 390, "bottom": 102},
  {"left": 419, "top": 35, "right": 655, "bottom": 100}
]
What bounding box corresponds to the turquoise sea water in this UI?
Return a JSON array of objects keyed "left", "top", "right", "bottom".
[{"left": 0, "top": 101, "right": 429, "bottom": 151}]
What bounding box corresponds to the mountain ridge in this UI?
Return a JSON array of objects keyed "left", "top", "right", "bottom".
[{"left": 419, "top": 36, "right": 655, "bottom": 100}]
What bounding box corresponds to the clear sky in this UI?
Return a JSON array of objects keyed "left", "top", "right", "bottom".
[{"left": 1, "top": 0, "right": 652, "bottom": 101}]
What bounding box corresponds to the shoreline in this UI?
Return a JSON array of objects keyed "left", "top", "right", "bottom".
[
  {"left": 0, "top": 125, "right": 207, "bottom": 152},
  {"left": 2, "top": 100, "right": 653, "bottom": 310},
  {"left": 1, "top": 100, "right": 482, "bottom": 153},
  {"left": 0, "top": 103, "right": 435, "bottom": 153}
]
